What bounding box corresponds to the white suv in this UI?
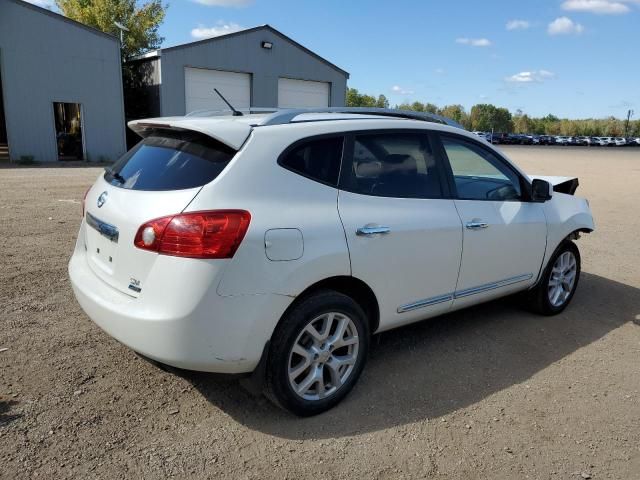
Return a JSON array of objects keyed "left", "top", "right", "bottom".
[{"left": 69, "top": 108, "right": 594, "bottom": 415}]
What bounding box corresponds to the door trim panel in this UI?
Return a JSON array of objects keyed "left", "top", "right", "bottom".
[{"left": 397, "top": 273, "right": 533, "bottom": 313}]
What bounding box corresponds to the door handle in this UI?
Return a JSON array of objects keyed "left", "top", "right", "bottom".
[
  {"left": 356, "top": 225, "right": 391, "bottom": 236},
  {"left": 465, "top": 221, "right": 489, "bottom": 230}
]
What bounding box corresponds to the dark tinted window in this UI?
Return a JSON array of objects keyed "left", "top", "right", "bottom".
[
  {"left": 441, "top": 135, "right": 521, "bottom": 201},
  {"left": 105, "top": 130, "right": 235, "bottom": 191},
  {"left": 279, "top": 136, "right": 343, "bottom": 186},
  {"left": 342, "top": 132, "right": 442, "bottom": 199}
]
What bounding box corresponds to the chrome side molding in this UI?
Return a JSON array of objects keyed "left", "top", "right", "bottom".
[
  {"left": 397, "top": 294, "right": 453, "bottom": 313},
  {"left": 454, "top": 273, "right": 533, "bottom": 299},
  {"left": 397, "top": 273, "right": 533, "bottom": 314}
]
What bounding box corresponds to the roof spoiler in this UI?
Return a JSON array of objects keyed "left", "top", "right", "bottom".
[{"left": 127, "top": 118, "right": 252, "bottom": 150}]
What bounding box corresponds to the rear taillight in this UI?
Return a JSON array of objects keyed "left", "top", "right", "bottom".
[
  {"left": 82, "top": 187, "right": 91, "bottom": 217},
  {"left": 134, "top": 210, "right": 251, "bottom": 259}
]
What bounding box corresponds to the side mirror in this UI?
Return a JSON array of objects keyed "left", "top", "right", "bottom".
[{"left": 531, "top": 179, "right": 552, "bottom": 202}]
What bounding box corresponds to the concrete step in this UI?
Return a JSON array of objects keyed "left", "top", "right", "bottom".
[{"left": 0, "top": 143, "right": 9, "bottom": 161}]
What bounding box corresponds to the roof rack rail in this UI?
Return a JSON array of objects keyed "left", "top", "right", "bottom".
[
  {"left": 185, "top": 107, "right": 464, "bottom": 129},
  {"left": 258, "top": 107, "right": 464, "bottom": 129}
]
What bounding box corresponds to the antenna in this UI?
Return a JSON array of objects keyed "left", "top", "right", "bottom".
[{"left": 213, "top": 89, "right": 243, "bottom": 116}]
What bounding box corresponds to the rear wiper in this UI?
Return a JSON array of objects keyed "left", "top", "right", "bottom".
[{"left": 104, "top": 167, "right": 125, "bottom": 184}]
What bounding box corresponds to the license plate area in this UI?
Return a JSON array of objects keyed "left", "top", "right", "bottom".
[{"left": 86, "top": 213, "right": 119, "bottom": 275}]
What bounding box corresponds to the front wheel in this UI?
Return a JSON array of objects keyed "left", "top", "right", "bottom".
[
  {"left": 264, "top": 291, "right": 369, "bottom": 416},
  {"left": 526, "top": 241, "right": 581, "bottom": 315}
]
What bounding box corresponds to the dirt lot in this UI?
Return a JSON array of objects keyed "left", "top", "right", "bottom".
[{"left": 1, "top": 146, "right": 639, "bottom": 479}]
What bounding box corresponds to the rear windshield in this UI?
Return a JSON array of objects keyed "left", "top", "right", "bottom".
[{"left": 105, "top": 130, "right": 235, "bottom": 191}]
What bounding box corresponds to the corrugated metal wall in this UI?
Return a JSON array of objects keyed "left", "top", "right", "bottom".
[
  {"left": 0, "top": 0, "right": 126, "bottom": 162},
  {"left": 158, "top": 28, "right": 348, "bottom": 116}
]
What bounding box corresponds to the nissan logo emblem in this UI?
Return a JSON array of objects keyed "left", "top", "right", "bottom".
[{"left": 97, "top": 191, "right": 108, "bottom": 208}]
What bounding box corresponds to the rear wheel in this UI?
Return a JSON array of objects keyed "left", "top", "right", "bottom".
[
  {"left": 527, "top": 241, "right": 581, "bottom": 315},
  {"left": 265, "top": 291, "right": 369, "bottom": 416}
]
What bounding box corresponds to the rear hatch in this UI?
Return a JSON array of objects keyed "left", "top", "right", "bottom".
[{"left": 83, "top": 128, "right": 239, "bottom": 297}]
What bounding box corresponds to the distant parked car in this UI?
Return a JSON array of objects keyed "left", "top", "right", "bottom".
[
  {"left": 575, "top": 136, "right": 590, "bottom": 146},
  {"left": 628, "top": 137, "right": 640, "bottom": 146},
  {"left": 520, "top": 135, "right": 534, "bottom": 145},
  {"left": 539, "top": 135, "right": 556, "bottom": 145},
  {"left": 490, "top": 133, "right": 511, "bottom": 145},
  {"left": 472, "top": 131, "right": 491, "bottom": 142},
  {"left": 614, "top": 137, "right": 627, "bottom": 146},
  {"left": 592, "top": 137, "right": 608, "bottom": 146},
  {"left": 555, "top": 136, "right": 571, "bottom": 146}
]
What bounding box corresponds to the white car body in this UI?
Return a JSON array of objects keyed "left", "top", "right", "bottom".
[
  {"left": 69, "top": 110, "right": 594, "bottom": 377},
  {"left": 614, "top": 137, "right": 627, "bottom": 146}
]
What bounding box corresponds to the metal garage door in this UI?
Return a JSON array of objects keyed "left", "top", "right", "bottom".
[
  {"left": 278, "top": 78, "right": 330, "bottom": 108},
  {"left": 184, "top": 67, "right": 251, "bottom": 114}
]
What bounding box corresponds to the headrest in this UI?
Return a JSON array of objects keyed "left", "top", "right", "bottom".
[
  {"left": 383, "top": 154, "right": 417, "bottom": 175},
  {"left": 355, "top": 161, "right": 382, "bottom": 178}
]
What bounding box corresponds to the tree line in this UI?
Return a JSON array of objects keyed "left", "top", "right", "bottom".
[{"left": 346, "top": 88, "right": 640, "bottom": 137}]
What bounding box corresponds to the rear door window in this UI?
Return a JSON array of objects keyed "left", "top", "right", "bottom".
[
  {"left": 105, "top": 130, "right": 235, "bottom": 191},
  {"left": 341, "top": 132, "right": 443, "bottom": 199}
]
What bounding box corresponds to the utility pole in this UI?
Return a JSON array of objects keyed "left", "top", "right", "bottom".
[
  {"left": 114, "top": 21, "right": 129, "bottom": 49},
  {"left": 625, "top": 109, "right": 634, "bottom": 138}
]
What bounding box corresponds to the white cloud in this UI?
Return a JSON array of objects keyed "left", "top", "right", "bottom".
[
  {"left": 547, "top": 17, "right": 585, "bottom": 35},
  {"left": 391, "top": 85, "right": 414, "bottom": 95},
  {"left": 192, "top": 0, "right": 253, "bottom": 6},
  {"left": 505, "top": 70, "right": 556, "bottom": 83},
  {"left": 562, "top": 0, "right": 633, "bottom": 14},
  {"left": 506, "top": 19, "right": 530, "bottom": 30},
  {"left": 455, "top": 37, "right": 492, "bottom": 47},
  {"left": 24, "top": 0, "right": 56, "bottom": 8},
  {"left": 435, "top": 68, "right": 446, "bottom": 75},
  {"left": 191, "top": 22, "right": 244, "bottom": 39}
]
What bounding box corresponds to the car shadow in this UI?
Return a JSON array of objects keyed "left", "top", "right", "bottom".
[{"left": 183, "top": 272, "right": 639, "bottom": 439}]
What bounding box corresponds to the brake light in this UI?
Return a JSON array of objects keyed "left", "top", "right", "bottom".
[
  {"left": 82, "top": 187, "right": 91, "bottom": 217},
  {"left": 134, "top": 210, "right": 251, "bottom": 259}
]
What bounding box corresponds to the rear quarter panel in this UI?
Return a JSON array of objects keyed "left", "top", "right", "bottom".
[{"left": 184, "top": 126, "right": 351, "bottom": 297}]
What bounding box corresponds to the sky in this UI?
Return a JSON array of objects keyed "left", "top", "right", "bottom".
[{"left": 30, "top": 0, "right": 640, "bottom": 119}]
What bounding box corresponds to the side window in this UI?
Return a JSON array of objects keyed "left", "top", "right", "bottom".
[
  {"left": 279, "top": 136, "right": 343, "bottom": 186},
  {"left": 441, "top": 135, "right": 522, "bottom": 201},
  {"left": 343, "top": 132, "right": 442, "bottom": 199}
]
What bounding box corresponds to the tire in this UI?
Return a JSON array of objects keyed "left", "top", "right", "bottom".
[
  {"left": 526, "top": 241, "right": 581, "bottom": 315},
  {"left": 264, "top": 290, "right": 370, "bottom": 416}
]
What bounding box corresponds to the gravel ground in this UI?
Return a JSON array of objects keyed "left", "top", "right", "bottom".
[{"left": 1, "top": 146, "right": 639, "bottom": 479}]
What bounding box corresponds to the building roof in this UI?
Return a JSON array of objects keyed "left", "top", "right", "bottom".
[
  {"left": 129, "top": 25, "right": 349, "bottom": 78},
  {"left": 7, "top": 0, "right": 120, "bottom": 43}
]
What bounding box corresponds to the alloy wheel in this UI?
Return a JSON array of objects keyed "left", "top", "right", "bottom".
[
  {"left": 287, "top": 312, "right": 359, "bottom": 401},
  {"left": 548, "top": 251, "right": 577, "bottom": 307}
]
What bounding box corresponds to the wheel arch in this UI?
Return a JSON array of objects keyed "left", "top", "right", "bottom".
[
  {"left": 277, "top": 276, "right": 380, "bottom": 336},
  {"left": 535, "top": 227, "right": 589, "bottom": 286}
]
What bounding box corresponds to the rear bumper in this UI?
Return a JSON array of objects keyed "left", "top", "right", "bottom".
[{"left": 68, "top": 232, "right": 292, "bottom": 374}]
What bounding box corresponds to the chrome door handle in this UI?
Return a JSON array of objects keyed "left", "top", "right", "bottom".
[
  {"left": 465, "top": 221, "right": 489, "bottom": 230},
  {"left": 356, "top": 225, "right": 391, "bottom": 236}
]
